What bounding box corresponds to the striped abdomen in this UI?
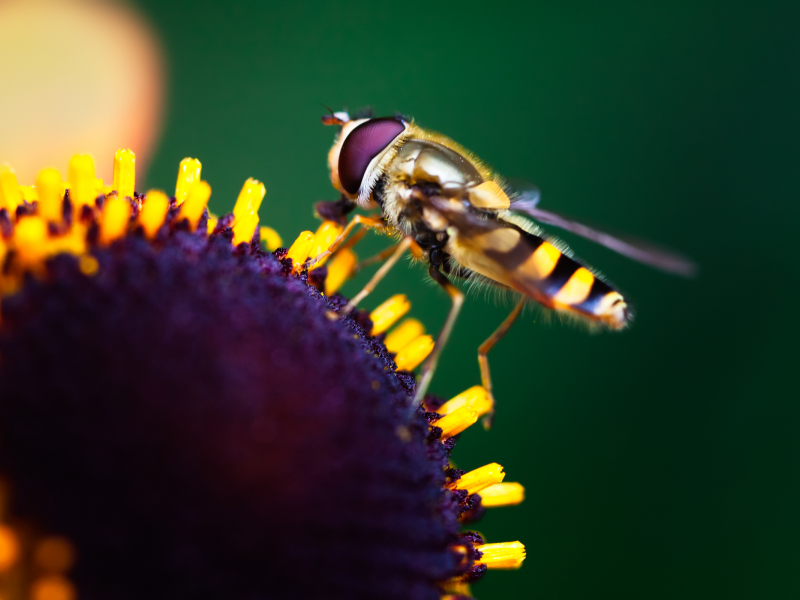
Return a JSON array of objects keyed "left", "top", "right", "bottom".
[{"left": 447, "top": 222, "right": 630, "bottom": 329}]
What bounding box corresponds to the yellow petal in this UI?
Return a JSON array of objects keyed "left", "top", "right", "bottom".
[
  {"left": 436, "top": 385, "right": 493, "bottom": 418},
  {"left": 324, "top": 248, "right": 357, "bottom": 295},
  {"left": 259, "top": 226, "right": 282, "bottom": 251},
  {"left": 36, "top": 168, "right": 63, "bottom": 222},
  {"left": 233, "top": 178, "right": 265, "bottom": 220},
  {"left": 475, "top": 541, "right": 526, "bottom": 569},
  {"left": 384, "top": 318, "right": 425, "bottom": 354},
  {"left": 308, "top": 220, "right": 343, "bottom": 270},
  {"left": 67, "top": 154, "right": 98, "bottom": 208},
  {"left": 99, "top": 195, "right": 131, "bottom": 245},
  {"left": 433, "top": 406, "right": 478, "bottom": 439},
  {"left": 370, "top": 294, "right": 411, "bottom": 335},
  {"left": 112, "top": 148, "right": 136, "bottom": 199},
  {"left": 139, "top": 190, "right": 170, "bottom": 239},
  {"left": 449, "top": 463, "right": 505, "bottom": 494},
  {"left": 286, "top": 231, "right": 315, "bottom": 271},
  {"left": 174, "top": 158, "right": 202, "bottom": 205},
  {"left": 393, "top": 334, "right": 433, "bottom": 371},
  {"left": 178, "top": 180, "right": 211, "bottom": 230},
  {"left": 478, "top": 482, "right": 525, "bottom": 508},
  {"left": 0, "top": 164, "right": 22, "bottom": 213}
]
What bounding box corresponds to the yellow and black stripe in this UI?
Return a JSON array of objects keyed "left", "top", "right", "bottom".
[{"left": 489, "top": 225, "right": 630, "bottom": 329}]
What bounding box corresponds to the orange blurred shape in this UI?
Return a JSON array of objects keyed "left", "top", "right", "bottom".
[
  {"left": 31, "top": 576, "right": 76, "bottom": 600},
  {"left": 0, "top": 0, "right": 165, "bottom": 184},
  {"left": 34, "top": 536, "right": 76, "bottom": 573},
  {"left": 0, "top": 525, "right": 19, "bottom": 571}
]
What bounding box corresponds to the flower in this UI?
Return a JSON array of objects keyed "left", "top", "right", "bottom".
[{"left": 0, "top": 150, "right": 525, "bottom": 599}]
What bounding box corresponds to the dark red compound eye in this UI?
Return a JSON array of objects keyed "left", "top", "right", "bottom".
[{"left": 338, "top": 117, "right": 405, "bottom": 194}]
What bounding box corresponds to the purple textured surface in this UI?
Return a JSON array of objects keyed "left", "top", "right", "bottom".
[{"left": 0, "top": 226, "right": 470, "bottom": 599}]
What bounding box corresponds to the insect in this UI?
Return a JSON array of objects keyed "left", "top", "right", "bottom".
[{"left": 308, "top": 109, "right": 695, "bottom": 414}]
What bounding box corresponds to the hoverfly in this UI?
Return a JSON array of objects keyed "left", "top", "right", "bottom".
[{"left": 307, "top": 109, "right": 695, "bottom": 412}]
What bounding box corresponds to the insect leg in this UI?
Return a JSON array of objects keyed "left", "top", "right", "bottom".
[
  {"left": 338, "top": 236, "right": 414, "bottom": 316},
  {"left": 303, "top": 214, "right": 385, "bottom": 270},
  {"left": 355, "top": 238, "right": 424, "bottom": 273},
  {"left": 410, "top": 266, "right": 465, "bottom": 413},
  {"left": 478, "top": 297, "right": 526, "bottom": 427}
]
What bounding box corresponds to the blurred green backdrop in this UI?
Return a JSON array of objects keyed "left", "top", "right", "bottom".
[{"left": 133, "top": 0, "right": 799, "bottom": 598}]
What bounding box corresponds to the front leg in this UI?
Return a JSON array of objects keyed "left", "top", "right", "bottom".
[{"left": 303, "top": 214, "right": 386, "bottom": 271}]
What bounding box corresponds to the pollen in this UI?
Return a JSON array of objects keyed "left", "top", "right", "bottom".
[
  {"left": 384, "top": 318, "right": 425, "bottom": 353},
  {"left": 448, "top": 462, "right": 505, "bottom": 494},
  {"left": 99, "top": 195, "right": 132, "bottom": 245},
  {"left": 370, "top": 294, "right": 411, "bottom": 335},
  {"left": 0, "top": 163, "right": 23, "bottom": 212},
  {"left": 233, "top": 177, "right": 266, "bottom": 221},
  {"left": 393, "top": 334, "right": 434, "bottom": 371},
  {"left": 324, "top": 248, "right": 357, "bottom": 295},
  {"left": 260, "top": 226, "right": 282, "bottom": 251},
  {"left": 433, "top": 406, "right": 479, "bottom": 439},
  {"left": 36, "top": 168, "right": 64, "bottom": 222},
  {"left": 475, "top": 541, "right": 526, "bottom": 569},
  {"left": 139, "top": 190, "right": 170, "bottom": 238},
  {"left": 112, "top": 148, "right": 136, "bottom": 199},
  {"left": 477, "top": 482, "right": 525, "bottom": 507},
  {"left": 308, "top": 220, "right": 343, "bottom": 270},
  {"left": 174, "top": 157, "right": 202, "bottom": 205},
  {"left": 436, "top": 385, "right": 493, "bottom": 418},
  {"left": 67, "top": 154, "right": 98, "bottom": 208},
  {"left": 287, "top": 231, "right": 315, "bottom": 272},
  {"left": 178, "top": 180, "right": 212, "bottom": 231}
]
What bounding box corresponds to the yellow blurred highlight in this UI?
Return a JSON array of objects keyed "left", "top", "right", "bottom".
[
  {"left": 139, "top": 190, "right": 170, "bottom": 238},
  {"left": 384, "top": 318, "right": 425, "bottom": 354},
  {"left": 0, "top": 164, "right": 22, "bottom": 212},
  {"left": 433, "top": 406, "right": 478, "bottom": 439},
  {"left": 31, "top": 575, "right": 76, "bottom": 600},
  {"left": 437, "top": 385, "right": 493, "bottom": 418},
  {"left": 232, "top": 213, "right": 259, "bottom": 245},
  {"left": 286, "top": 231, "right": 314, "bottom": 272},
  {"left": 174, "top": 158, "right": 201, "bottom": 205},
  {"left": 178, "top": 180, "right": 211, "bottom": 230},
  {"left": 308, "top": 220, "right": 342, "bottom": 270},
  {"left": 68, "top": 154, "right": 98, "bottom": 207},
  {"left": 232, "top": 178, "right": 266, "bottom": 220},
  {"left": 478, "top": 482, "right": 525, "bottom": 508},
  {"left": 370, "top": 294, "right": 411, "bottom": 336},
  {"left": 324, "top": 248, "right": 357, "bottom": 295},
  {"left": 260, "top": 226, "right": 282, "bottom": 251},
  {"left": 393, "top": 334, "right": 433, "bottom": 371},
  {"left": 475, "top": 541, "right": 526, "bottom": 569},
  {"left": 449, "top": 463, "right": 505, "bottom": 494},
  {"left": 112, "top": 148, "right": 136, "bottom": 199},
  {"left": 78, "top": 255, "right": 99, "bottom": 276},
  {"left": 34, "top": 537, "right": 76, "bottom": 573},
  {"left": 37, "top": 168, "right": 64, "bottom": 222},
  {"left": 99, "top": 196, "right": 131, "bottom": 245},
  {"left": 14, "top": 216, "right": 48, "bottom": 266},
  {"left": 0, "top": 525, "right": 19, "bottom": 571},
  {"left": 20, "top": 185, "right": 38, "bottom": 201}
]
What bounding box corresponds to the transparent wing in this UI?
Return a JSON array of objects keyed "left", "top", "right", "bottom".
[{"left": 510, "top": 193, "right": 697, "bottom": 277}]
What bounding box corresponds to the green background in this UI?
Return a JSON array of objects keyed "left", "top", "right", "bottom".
[{"left": 134, "top": 1, "right": 799, "bottom": 598}]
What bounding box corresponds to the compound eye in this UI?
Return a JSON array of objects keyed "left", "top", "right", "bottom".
[{"left": 338, "top": 117, "right": 405, "bottom": 194}]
